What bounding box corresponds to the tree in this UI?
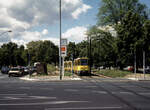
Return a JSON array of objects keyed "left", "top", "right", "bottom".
[
  {"left": 143, "top": 20, "right": 150, "bottom": 66},
  {"left": 26, "top": 40, "right": 59, "bottom": 65},
  {"left": 76, "top": 41, "right": 88, "bottom": 58},
  {"left": 65, "top": 42, "right": 77, "bottom": 61},
  {"left": 116, "top": 11, "right": 143, "bottom": 69},
  {"left": 87, "top": 26, "right": 117, "bottom": 68},
  {"left": 0, "top": 42, "right": 27, "bottom": 67},
  {"left": 97, "top": 0, "right": 148, "bottom": 25}
]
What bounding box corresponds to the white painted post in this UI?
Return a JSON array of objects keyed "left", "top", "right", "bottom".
[{"left": 62, "top": 57, "right": 65, "bottom": 78}]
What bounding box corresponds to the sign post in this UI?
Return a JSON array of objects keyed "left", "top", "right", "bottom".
[{"left": 60, "top": 38, "right": 67, "bottom": 78}]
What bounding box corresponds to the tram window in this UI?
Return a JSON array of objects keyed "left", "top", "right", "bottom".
[{"left": 80, "top": 59, "right": 88, "bottom": 65}]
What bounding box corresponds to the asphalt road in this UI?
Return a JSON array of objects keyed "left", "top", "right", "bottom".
[{"left": 0, "top": 73, "right": 150, "bottom": 110}]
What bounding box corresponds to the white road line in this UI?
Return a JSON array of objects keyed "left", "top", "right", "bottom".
[
  {"left": 20, "top": 87, "right": 30, "bottom": 89},
  {"left": 45, "top": 106, "right": 122, "bottom": 110},
  {"left": 139, "top": 93, "right": 150, "bottom": 95},
  {"left": 0, "top": 76, "right": 7, "bottom": 79},
  {"left": 0, "top": 101, "right": 88, "bottom": 106},
  {"left": 119, "top": 92, "right": 133, "bottom": 95},
  {"left": 0, "top": 96, "right": 57, "bottom": 100},
  {"left": 64, "top": 89, "right": 79, "bottom": 92},
  {"left": 93, "top": 91, "right": 107, "bottom": 94},
  {"left": 85, "top": 86, "right": 97, "bottom": 88},
  {"left": 0, "top": 94, "right": 27, "bottom": 96}
]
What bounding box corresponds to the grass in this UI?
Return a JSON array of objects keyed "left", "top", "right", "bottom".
[
  {"left": 64, "top": 71, "right": 72, "bottom": 76},
  {"left": 47, "top": 64, "right": 57, "bottom": 73},
  {"left": 95, "top": 69, "right": 132, "bottom": 78}
]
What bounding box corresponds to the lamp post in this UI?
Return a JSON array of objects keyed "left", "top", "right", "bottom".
[
  {"left": 0, "top": 30, "right": 12, "bottom": 67},
  {"left": 0, "top": 30, "right": 12, "bottom": 36},
  {"left": 59, "top": 0, "right": 62, "bottom": 80}
]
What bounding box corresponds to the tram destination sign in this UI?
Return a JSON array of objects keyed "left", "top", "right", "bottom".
[{"left": 61, "top": 38, "right": 67, "bottom": 46}]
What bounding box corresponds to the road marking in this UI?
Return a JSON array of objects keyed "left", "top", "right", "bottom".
[
  {"left": 93, "top": 91, "right": 107, "bottom": 94},
  {"left": 20, "top": 87, "right": 30, "bottom": 89},
  {"left": 0, "top": 94, "right": 27, "bottom": 96},
  {"left": 64, "top": 89, "right": 79, "bottom": 92},
  {"left": 119, "top": 92, "right": 133, "bottom": 95},
  {"left": 139, "top": 93, "right": 150, "bottom": 95},
  {"left": 29, "top": 96, "right": 56, "bottom": 99},
  {"left": 71, "top": 78, "right": 81, "bottom": 80},
  {"left": 0, "top": 101, "right": 88, "bottom": 106},
  {"left": 0, "top": 96, "right": 57, "bottom": 100},
  {"left": 85, "top": 86, "right": 97, "bottom": 88},
  {"left": 0, "top": 76, "right": 7, "bottom": 79},
  {"left": 45, "top": 106, "right": 122, "bottom": 110}
]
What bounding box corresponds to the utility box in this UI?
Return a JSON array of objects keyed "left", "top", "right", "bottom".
[{"left": 36, "top": 63, "right": 47, "bottom": 75}]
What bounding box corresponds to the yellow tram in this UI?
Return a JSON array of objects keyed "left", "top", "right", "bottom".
[{"left": 64, "top": 57, "right": 90, "bottom": 75}]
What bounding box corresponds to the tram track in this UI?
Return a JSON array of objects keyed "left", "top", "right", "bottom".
[
  {"left": 105, "top": 81, "right": 150, "bottom": 101},
  {"left": 83, "top": 78, "right": 138, "bottom": 110},
  {"left": 129, "top": 82, "right": 150, "bottom": 91}
]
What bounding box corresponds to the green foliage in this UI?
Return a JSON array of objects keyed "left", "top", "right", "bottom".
[
  {"left": 96, "top": 69, "right": 132, "bottom": 78},
  {"left": 116, "top": 11, "right": 143, "bottom": 68},
  {"left": 97, "top": 0, "right": 148, "bottom": 25},
  {"left": 143, "top": 20, "right": 150, "bottom": 50},
  {"left": 27, "top": 40, "right": 59, "bottom": 65},
  {"left": 47, "top": 64, "right": 56, "bottom": 73},
  {"left": 0, "top": 40, "right": 59, "bottom": 67},
  {"left": 65, "top": 42, "right": 77, "bottom": 60},
  {"left": 64, "top": 71, "right": 72, "bottom": 76},
  {"left": 0, "top": 42, "right": 27, "bottom": 67},
  {"left": 76, "top": 41, "right": 88, "bottom": 58},
  {"left": 87, "top": 26, "right": 117, "bottom": 68}
]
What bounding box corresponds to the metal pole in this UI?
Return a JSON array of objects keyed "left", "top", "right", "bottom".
[
  {"left": 0, "top": 30, "right": 12, "bottom": 36},
  {"left": 62, "top": 57, "right": 64, "bottom": 77},
  {"left": 134, "top": 50, "right": 136, "bottom": 78},
  {"left": 72, "top": 60, "right": 74, "bottom": 78},
  {"left": 143, "top": 50, "right": 145, "bottom": 79},
  {"left": 89, "top": 37, "right": 91, "bottom": 75},
  {"left": 59, "top": 0, "right": 62, "bottom": 80}
]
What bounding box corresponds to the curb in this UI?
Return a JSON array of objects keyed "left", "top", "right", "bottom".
[
  {"left": 20, "top": 76, "right": 82, "bottom": 81},
  {"left": 128, "top": 77, "right": 150, "bottom": 81}
]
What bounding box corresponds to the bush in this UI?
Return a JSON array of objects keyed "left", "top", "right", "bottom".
[
  {"left": 47, "top": 64, "right": 56, "bottom": 73},
  {"left": 64, "top": 71, "right": 72, "bottom": 76},
  {"left": 96, "top": 69, "right": 132, "bottom": 78}
]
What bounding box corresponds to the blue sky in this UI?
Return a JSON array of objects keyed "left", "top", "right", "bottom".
[{"left": 0, "top": 0, "right": 149, "bottom": 46}]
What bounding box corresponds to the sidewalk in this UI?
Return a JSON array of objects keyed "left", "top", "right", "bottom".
[
  {"left": 20, "top": 75, "right": 81, "bottom": 81},
  {"left": 126, "top": 74, "right": 150, "bottom": 81}
]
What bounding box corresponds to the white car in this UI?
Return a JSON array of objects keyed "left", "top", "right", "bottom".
[{"left": 8, "top": 67, "right": 24, "bottom": 77}]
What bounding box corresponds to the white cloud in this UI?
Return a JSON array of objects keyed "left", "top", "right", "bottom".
[
  {"left": 62, "top": 26, "right": 87, "bottom": 43},
  {"left": 9, "top": 30, "right": 59, "bottom": 46},
  {"left": 98, "top": 25, "right": 117, "bottom": 37},
  {"left": 42, "top": 29, "right": 48, "bottom": 35},
  {"left": 0, "top": 0, "right": 91, "bottom": 46},
  {"left": 42, "top": 37, "right": 59, "bottom": 46},
  {"left": 72, "top": 4, "right": 91, "bottom": 19},
  {"left": 0, "top": 0, "right": 91, "bottom": 29}
]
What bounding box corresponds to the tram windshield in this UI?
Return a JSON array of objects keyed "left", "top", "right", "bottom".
[{"left": 80, "top": 59, "right": 88, "bottom": 65}]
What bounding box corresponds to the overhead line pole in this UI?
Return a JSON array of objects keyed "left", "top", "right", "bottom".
[{"left": 59, "top": 0, "right": 62, "bottom": 80}]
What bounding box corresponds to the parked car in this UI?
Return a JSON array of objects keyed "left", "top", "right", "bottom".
[
  {"left": 127, "top": 66, "right": 134, "bottom": 71},
  {"left": 8, "top": 67, "right": 24, "bottom": 77},
  {"left": 1, "top": 66, "right": 9, "bottom": 74},
  {"left": 23, "top": 67, "right": 30, "bottom": 74},
  {"left": 31, "top": 66, "right": 37, "bottom": 73},
  {"left": 145, "top": 66, "right": 150, "bottom": 73}
]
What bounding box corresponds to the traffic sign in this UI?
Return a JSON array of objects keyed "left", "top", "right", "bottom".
[
  {"left": 61, "top": 46, "right": 67, "bottom": 57},
  {"left": 61, "top": 38, "right": 67, "bottom": 46}
]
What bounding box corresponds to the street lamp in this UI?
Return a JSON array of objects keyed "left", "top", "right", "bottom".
[
  {"left": 0, "top": 30, "right": 12, "bottom": 36},
  {"left": 59, "top": 0, "right": 62, "bottom": 80}
]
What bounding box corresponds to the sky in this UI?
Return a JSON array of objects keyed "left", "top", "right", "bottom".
[{"left": 0, "top": 0, "right": 149, "bottom": 46}]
